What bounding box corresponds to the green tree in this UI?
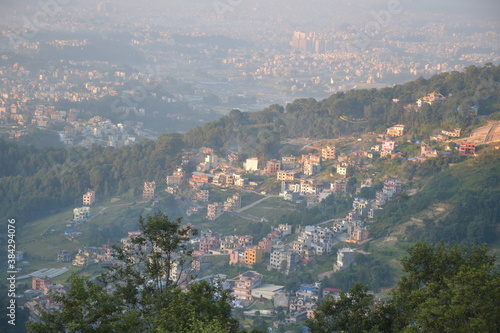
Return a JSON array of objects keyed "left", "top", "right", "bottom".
[
  {"left": 390, "top": 242, "right": 500, "bottom": 332},
  {"left": 307, "top": 242, "right": 499, "bottom": 333},
  {"left": 307, "top": 282, "right": 379, "bottom": 333},
  {"left": 28, "top": 212, "right": 243, "bottom": 333},
  {"left": 27, "top": 275, "right": 144, "bottom": 333}
]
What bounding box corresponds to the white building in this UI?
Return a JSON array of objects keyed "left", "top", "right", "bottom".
[{"left": 245, "top": 158, "right": 259, "bottom": 171}]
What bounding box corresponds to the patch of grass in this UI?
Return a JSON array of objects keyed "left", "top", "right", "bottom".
[
  {"left": 17, "top": 198, "right": 151, "bottom": 268},
  {"left": 243, "top": 197, "right": 297, "bottom": 221}
]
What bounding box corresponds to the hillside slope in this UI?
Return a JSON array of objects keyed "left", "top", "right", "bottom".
[{"left": 373, "top": 147, "right": 500, "bottom": 245}]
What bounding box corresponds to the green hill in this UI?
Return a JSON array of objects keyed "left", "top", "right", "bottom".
[{"left": 373, "top": 147, "right": 500, "bottom": 246}]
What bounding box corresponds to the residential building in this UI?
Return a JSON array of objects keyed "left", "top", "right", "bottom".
[
  {"left": 72, "top": 250, "right": 89, "bottom": 266},
  {"left": 265, "top": 159, "right": 281, "bottom": 174},
  {"left": 142, "top": 181, "right": 155, "bottom": 201},
  {"left": 296, "top": 282, "right": 321, "bottom": 300},
  {"left": 459, "top": 142, "right": 476, "bottom": 156},
  {"left": 43, "top": 283, "right": 65, "bottom": 296},
  {"left": 227, "top": 249, "right": 243, "bottom": 265},
  {"left": 199, "top": 236, "right": 220, "bottom": 253},
  {"left": 73, "top": 207, "right": 90, "bottom": 222},
  {"left": 277, "top": 170, "right": 297, "bottom": 182},
  {"left": 323, "top": 288, "right": 342, "bottom": 300},
  {"left": 207, "top": 202, "right": 223, "bottom": 220},
  {"left": 238, "top": 235, "right": 254, "bottom": 248},
  {"left": 195, "top": 190, "right": 209, "bottom": 202},
  {"left": 382, "top": 140, "right": 396, "bottom": 152},
  {"left": 386, "top": 124, "right": 405, "bottom": 137},
  {"left": 190, "top": 172, "right": 213, "bottom": 186},
  {"left": 269, "top": 250, "right": 299, "bottom": 274},
  {"left": 421, "top": 143, "right": 438, "bottom": 157},
  {"left": 441, "top": 128, "right": 461, "bottom": 137},
  {"left": 353, "top": 198, "right": 371, "bottom": 216},
  {"left": 224, "top": 193, "right": 241, "bottom": 212},
  {"left": 336, "top": 164, "right": 348, "bottom": 176},
  {"left": 294, "top": 225, "right": 335, "bottom": 256},
  {"left": 348, "top": 225, "right": 370, "bottom": 243},
  {"left": 383, "top": 178, "right": 403, "bottom": 198},
  {"left": 321, "top": 146, "right": 336, "bottom": 160},
  {"left": 258, "top": 238, "right": 272, "bottom": 253},
  {"left": 245, "top": 158, "right": 259, "bottom": 171},
  {"left": 281, "top": 156, "right": 297, "bottom": 170},
  {"left": 82, "top": 190, "right": 95, "bottom": 206},
  {"left": 232, "top": 271, "right": 263, "bottom": 302},
  {"left": 32, "top": 277, "right": 51, "bottom": 290},
  {"left": 335, "top": 248, "right": 356, "bottom": 271},
  {"left": 417, "top": 91, "right": 446, "bottom": 107},
  {"left": 244, "top": 246, "right": 263, "bottom": 265},
  {"left": 300, "top": 179, "right": 324, "bottom": 196},
  {"left": 331, "top": 179, "right": 347, "bottom": 194},
  {"left": 278, "top": 223, "right": 292, "bottom": 236},
  {"left": 304, "top": 162, "right": 321, "bottom": 176}
]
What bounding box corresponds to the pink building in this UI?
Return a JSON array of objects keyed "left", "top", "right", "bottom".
[{"left": 232, "top": 271, "right": 263, "bottom": 301}]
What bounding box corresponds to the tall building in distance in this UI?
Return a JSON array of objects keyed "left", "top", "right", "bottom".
[
  {"left": 290, "top": 31, "right": 334, "bottom": 53},
  {"left": 83, "top": 190, "right": 95, "bottom": 206},
  {"left": 143, "top": 181, "right": 156, "bottom": 201}
]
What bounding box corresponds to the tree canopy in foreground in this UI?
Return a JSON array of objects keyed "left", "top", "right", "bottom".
[{"left": 307, "top": 242, "right": 500, "bottom": 333}]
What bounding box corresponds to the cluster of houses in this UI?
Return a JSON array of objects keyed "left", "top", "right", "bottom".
[
  {"left": 206, "top": 193, "right": 242, "bottom": 220},
  {"left": 26, "top": 277, "right": 66, "bottom": 317}
]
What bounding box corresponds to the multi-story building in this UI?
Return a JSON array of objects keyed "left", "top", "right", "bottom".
[
  {"left": 244, "top": 246, "right": 263, "bottom": 265},
  {"left": 281, "top": 156, "right": 297, "bottom": 170},
  {"left": 269, "top": 250, "right": 299, "bottom": 274},
  {"left": 459, "top": 142, "right": 476, "bottom": 156},
  {"left": 348, "top": 225, "right": 370, "bottom": 243},
  {"left": 142, "top": 181, "right": 155, "bottom": 201},
  {"left": 335, "top": 248, "right": 356, "bottom": 271},
  {"left": 82, "top": 190, "right": 95, "bottom": 206},
  {"left": 383, "top": 178, "right": 402, "bottom": 198},
  {"left": 195, "top": 190, "right": 209, "bottom": 202},
  {"left": 73, "top": 207, "right": 90, "bottom": 222},
  {"left": 199, "top": 236, "right": 220, "bottom": 253},
  {"left": 277, "top": 170, "right": 297, "bottom": 182},
  {"left": 331, "top": 179, "right": 347, "bottom": 194},
  {"left": 265, "top": 159, "right": 281, "bottom": 174},
  {"left": 232, "top": 271, "right": 263, "bottom": 302},
  {"left": 321, "top": 146, "right": 336, "bottom": 160},
  {"left": 382, "top": 140, "right": 395, "bottom": 152},
  {"left": 386, "top": 124, "right": 405, "bottom": 137},
  {"left": 32, "top": 277, "right": 51, "bottom": 290},
  {"left": 336, "top": 164, "right": 348, "bottom": 176},
  {"left": 245, "top": 158, "right": 259, "bottom": 171},
  {"left": 166, "top": 167, "right": 185, "bottom": 185},
  {"left": 207, "top": 202, "right": 223, "bottom": 220},
  {"left": 224, "top": 193, "right": 241, "bottom": 212},
  {"left": 72, "top": 250, "right": 89, "bottom": 266},
  {"left": 300, "top": 179, "right": 324, "bottom": 195},
  {"left": 212, "top": 173, "right": 236, "bottom": 187},
  {"left": 304, "top": 162, "right": 321, "bottom": 176},
  {"left": 238, "top": 235, "right": 253, "bottom": 248},
  {"left": 57, "top": 250, "right": 72, "bottom": 262},
  {"left": 257, "top": 238, "right": 272, "bottom": 253},
  {"left": 353, "top": 198, "right": 371, "bottom": 216},
  {"left": 190, "top": 172, "right": 213, "bottom": 187}
]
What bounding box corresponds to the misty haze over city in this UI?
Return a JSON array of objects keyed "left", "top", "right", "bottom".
[
  {"left": 1, "top": 2, "right": 500, "bottom": 333},
  {"left": 0, "top": 0, "right": 499, "bottom": 140}
]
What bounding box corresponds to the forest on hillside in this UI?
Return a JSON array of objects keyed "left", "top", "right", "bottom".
[
  {"left": 1, "top": 64, "right": 499, "bottom": 242},
  {"left": 185, "top": 64, "right": 500, "bottom": 157}
]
